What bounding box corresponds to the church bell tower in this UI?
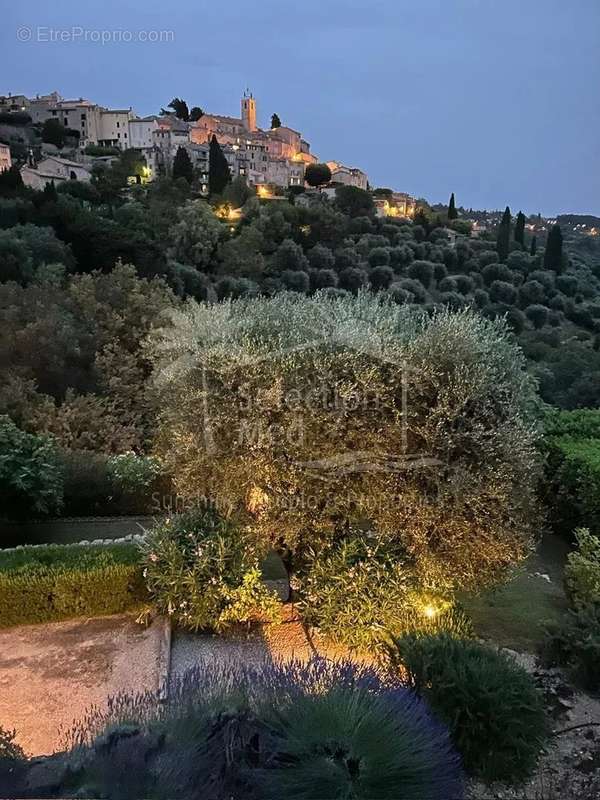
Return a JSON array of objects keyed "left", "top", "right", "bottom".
[{"left": 241, "top": 89, "right": 257, "bottom": 132}]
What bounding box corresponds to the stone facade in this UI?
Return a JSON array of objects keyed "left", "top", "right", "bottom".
[{"left": 0, "top": 143, "right": 11, "bottom": 172}]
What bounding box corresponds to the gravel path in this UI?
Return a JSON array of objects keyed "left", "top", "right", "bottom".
[
  {"left": 169, "top": 605, "right": 315, "bottom": 685},
  {"left": 0, "top": 613, "right": 164, "bottom": 756}
]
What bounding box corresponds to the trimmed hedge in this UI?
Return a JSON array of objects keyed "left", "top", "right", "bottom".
[
  {"left": 544, "top": 410, "right": 600, "bottom": 538},
  {"left": 0, "top": 543, "right": 146, "bottom": 627}
]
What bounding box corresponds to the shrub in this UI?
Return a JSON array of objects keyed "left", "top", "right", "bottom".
[
  {"left": 141, "top": 505, "right": 280, "bottom": 632},
  {"left": 439, "top": 291, "right": 465, "bottom": 311},
  {"left": 482, "top": 262, "right": 514, "bottom": 286},
  {"left": 541, "top": 603, "right": 600, "bottom": 691},
  {"left": 388, "top": 284, "right": 413, "bottom": 304},
  {"left": 504, "top": 307, "right": 526, "bottom": 334},
  {"left": 0, "top": 726, "right": 24, "bottom": 762},
  {"left": 60, "top": 450, "right": 166, "bottom": 516},
  {"left": 525, "top": 303, "right": 549, "bottom": 329},
  {"left": 339, "top": 266, "right": 368, "bottom": 292},
  {"left": 168, "top": 263, "right": 216, "bottom": 302},
  {"left": 0, "top": 415, "right": 64, "bottom": 518},
  {"left": 107, "top": 452, "right": 163, "bottom": 494},
  {"left": 433, "top": 262, "right": 447, "bottom": 281},
  {"left": 60, "top": 449, "right": 114, "bottom": 516},
  {"left": 67, "top": 659, "right": 464, "bottom": 800},
  {"left": 386, "top": 634, "right": 548, "bottom": 783},
  {"left": 437, "top": 276, "right": 457, "bottom": 293},
  {"left": 307, "top": 243, "right": 335, "bottom": 271},
  {"left": 281, "top": 269, "right": 310, "bottom": 293},
  {"left": 334, "top": 248, "right": 359, "bottom": 271},
  {"left": 0, "top": 542, "right": 145, "bottom": 627},
  {"left": 309, "top": 267, "right": 338, "bottom": 291},
  {"left": 389, "top": 244, "right": 414, "bottom": 270},
  {"left": 297, "top": 529, "right": 472, "bottom": 651},
  {"left": 543, "top": 411, "right": 600, "bottom": 537},
  {"left": 489, "top": 279, "right": 518, "bottom": 305},
  {"left": 565, "top": 528, "right": 600, "bottom": 607},
  {"left": 478, "top": 250, "right": 499, "bottom": 268},
  {"left": 150, "top": 293, "right": 540, "bottom": 590},
  {"left": 368, "top": 246, "right": 390, "bottom": 267},
  {"left": 473, "top": 288, "right": 489, "bottom": 308},
  {"left": 549, "top": 293, "right": 566, "bottom": 312},
  {"left": 407, "top": 259, "right": 435, "bottom": 288},
  {"left": 0, "top": 727, "right": 26, "bottom": 798},
  {"left": 454, "top": 274, "right": 474, "bottom": 294},
  {"left": 556, "top": 274, "right": 578, "bottom": 297},
  {"left": 519, "top": 280, "right": 546, "bottom": 306},
  {"left": 369, "top": 265, "right": 394, "bottom": 290},
  {"left": 398, "top": 277, "right": 427, "bottom": 302}
]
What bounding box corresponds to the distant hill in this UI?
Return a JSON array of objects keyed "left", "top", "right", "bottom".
[{"left": 557, "top": 214, "right": 600, "bottom": 227}]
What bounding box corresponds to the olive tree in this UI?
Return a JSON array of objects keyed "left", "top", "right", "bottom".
[{"left": 149, "top": 292, "right": 541, "bottom": 591}]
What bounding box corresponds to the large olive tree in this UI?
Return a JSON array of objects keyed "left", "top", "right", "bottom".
[{"left": 149, "top": 292, "right": 541, "bottom": 592}]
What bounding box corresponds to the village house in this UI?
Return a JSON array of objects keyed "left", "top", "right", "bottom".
[
  {"left": 0, "top": 143, "right": 11, "bottom": 172},
  {"left": 20, "top": 155, "right": 91, "bottom": 190}
]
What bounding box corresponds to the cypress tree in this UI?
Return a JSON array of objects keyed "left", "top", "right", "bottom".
[
  {"left": 496, "top": 206, "right": 512, "bottom": 262},
  {"left": 544, "top": 224, "right": 564, "bottom": 272},
  {"left": 530, "top": 236, "right": 537, "bottom": 257},
  {"left": 515, "top": 211, "right": 526, "bottom": 248},
  {"left": 172, "top": 146, "right": 194, "bottom": 183},
  {"left": 271, "top": 113, "right": 282, "bottom": 129},
  {"left": 209, "top": 135, "right": 231, "bottom": 196},
  {"left": 42, "top": 180, "right": 58, "bottom": 203},
  {"left": 448, "top": 192, "right": 458, "bottom": 220}
]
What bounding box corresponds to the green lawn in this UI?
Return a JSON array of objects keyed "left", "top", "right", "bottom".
[{"left": 460, "top": 534, "right": 570, "bottom": 652}]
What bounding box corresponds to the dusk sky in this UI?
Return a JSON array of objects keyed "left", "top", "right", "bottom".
[{"left": 3, "top": 0, "right": 599, "bottom": 216}]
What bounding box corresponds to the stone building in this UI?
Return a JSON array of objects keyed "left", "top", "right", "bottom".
[
  {"left": 20, "top": 155, "right": 91, "bottom": 190},
  {"left": 0, "top": 143, "right": 11, "bottom": 172}
]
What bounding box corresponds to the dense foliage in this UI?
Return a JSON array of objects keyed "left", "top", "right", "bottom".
[
  {"left": 59, "top": 658, "right": 463, "bottom": 800},
  {"left": 297, "top": 528, "right": 473, "bottom": 650},
  {"left": 0, "top": 263, "right": 177, "bottom": 456},
  {"left": 0, "top": 415, "right": 64, "bottom": 517},
  {"left": 541, "top": 603, "right": 600, "bottom": 691},
  {"left": 543, "top": 409, "right": 600, "bottom": 538},
  {"left": 0, "top": 542, "right": 145, "bottom": 626},
  {"left": 565, "top": 528, "right": 600, "bottom": 607},
  {"left": 541, "top": 525, "right": 600, "bottom": 690},
  {"left": 150, "top": 292, "right": 540, "bottom": 592},
  {"left": 2, "top": 166, "right": 599, "bottom": 410},
  {"left": 386, "top": 633, "right": 548, "bottom": 783},
  {"left": 141, "top": 505, "right": 280, "bottom": 631}
]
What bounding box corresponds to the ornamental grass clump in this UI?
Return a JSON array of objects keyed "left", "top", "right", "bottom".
[
  {"left": 386, "top": 633, "right": 548, "bottom": 784},
  {"left": 64, "top": 658, "right": 464, "bottom": 800},
  {"left": 150, "top": 291, "right": 541, "bottom": 592},
  {"left": 141, "top": 504, "right": 281, "bottom": 631}
]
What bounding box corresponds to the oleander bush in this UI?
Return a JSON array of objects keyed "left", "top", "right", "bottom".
[
  {"left": 386, "top": 633, "right": 548, "bottom": 783},
  {"left": 0, "top": 415, "right": 64, "bottom": 518},
  {"left": 63, "top": 659, "right": 463, "bottom": 800},
  {"left": 565, "top": 528, "right": 600, "bottom": 607},
  {"left": 297, "top": 528, "right": 472, "bottom": 651},
  {"left": 150, "top": 292, "right": 541, "bottom": 593},
  {"left": 141, "top": 505, "right": 281, "bottom": 632},
  {"left": 0, "top": 542, "right": 146, "bottom": 627}
]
